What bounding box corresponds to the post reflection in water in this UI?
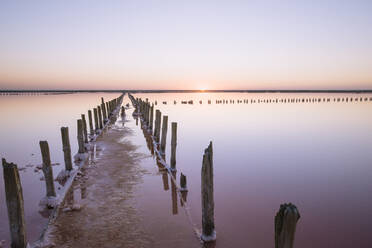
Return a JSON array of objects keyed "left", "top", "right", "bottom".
[{"left": 171, "top": 171, "right": 178, "bottom": 215}]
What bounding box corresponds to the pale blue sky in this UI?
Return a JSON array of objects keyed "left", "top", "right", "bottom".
[{"left": 0, "top": 0, "right": 371, "bottom": 90}]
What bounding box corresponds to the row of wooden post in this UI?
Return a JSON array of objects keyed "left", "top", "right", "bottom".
[
  {"left": 128, "top": 94, "right": 301, "bottom": 247},
  {"left": 150, "top": 96, "right": 372, "bottom": 105},
  {"left": 2, "top": 94, "right": 124, "bottom": 248}
]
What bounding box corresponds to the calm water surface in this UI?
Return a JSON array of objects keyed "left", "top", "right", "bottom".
[
  {"left": 132, "top": 93, "right": 372, "bottom": 248},
  {"left": 0, "top": 93, "right": 121, "bottom": 245},
  {"left": 1, "top": 92, "right": 372, "bottom": 248}
]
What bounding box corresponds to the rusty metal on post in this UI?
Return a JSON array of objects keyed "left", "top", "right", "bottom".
[
  {"left": 39, "top": 141, "right": 56, "bottom": 198},
  {"left": 275, "top": 203, "right": 300, "bottom": 248},
  {"left": 61, "top": 127, "right": 73, "bottom": 171},
  {"left": 201, "top": 141, "right": 216, "bottom": 242},
  {"left": 2, "top": 159, "right": 28, "bottom": 248},
  {"left": 81, "top": 114, "right": 88, "bottom": 144},
  {"left": 170, "top": 122, "right": 177, "bottom": 170},
  {"left": 160, "top": 116, "right": 168, "bottom": 153},
  {"left": 88, "top": 110, "right": 94, "bottom": 135}
]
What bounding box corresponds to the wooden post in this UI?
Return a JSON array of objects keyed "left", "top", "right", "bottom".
[
  {"left": 61, "top": 127, "right": 73, "bottom": 171},
  {"left": 180, "top": 173, "right": 187, "bottom": 191},
  {"left": 160, "top": 116, "right": 168, "bottom": 153},
  {"left": 170, "top": 122, "right": 177, "bottom": 170},
  {"left": 149, "top": 104, "right": 154, "bottom": 131},
  {"left": 201, "top": 141, "right": 216, "bottom": 242},
  {"left": 88, "top": 110, "right": 94, "bottom": 135},
  {"left": 81, "top": 114, "right": 88, "bottom": 144},
  {"left": 2, "top": 159, "right": 27, "bottom": 248},
  {"left": 93, "top": 108, "right": 99, "bottom": 133},
  {"left": 77, "top": 119, "right": 85, "bottom": 154},
  {"left": 97, "top": 105, "right": 103, "bottom": 129},
  {"left": 171, "top": 172, "right": 178, "bottom": 215},
  {"left": 154, "top": 110, "right": 161, "bottom": 143},
  {"left": 121, "top": 106, "right": 125, "bottom": 116},
  {"left": 275, "top": 203, "right": 300, "bottom": 248},
  {"left": 39, "top": 141, "right": 56, "bottom": 198},
  {"left": 101, "top": 97, "right": 107, "bottom": 121},
  {"left": 106, "top": 102, "right": 110, "bottom": 116}
]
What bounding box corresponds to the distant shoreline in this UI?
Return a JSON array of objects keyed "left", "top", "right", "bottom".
[{"left": 1, "top": 89, "right": 372, "bottom": 94}]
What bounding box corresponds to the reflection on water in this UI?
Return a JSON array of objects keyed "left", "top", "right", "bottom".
[
  {"left": 132, "top": 92, "right": 372, "bottom": 248},
  {"left": 0, "top": 93, "right": 120, "bottom": 244}
]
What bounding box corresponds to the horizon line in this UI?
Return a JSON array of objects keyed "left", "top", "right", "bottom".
[{"left": 1, "top": 89, "right": 372, "bottom": 93}]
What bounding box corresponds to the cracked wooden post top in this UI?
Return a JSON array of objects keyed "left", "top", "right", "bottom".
[{"left": 275, "top": 203, "right": 300, "bottom": 248}]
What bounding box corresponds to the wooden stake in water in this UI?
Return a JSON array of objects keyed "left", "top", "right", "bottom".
[
  {"left": 170, "top": 122, "right": 177, "bottom": 170},
  {"left": 88, "top": 110, "right": 94, "bottom": 135},
  {"left": 93, "top": 108, "right": 99, "bottom": 133},
  {"left": 180, "top": 173, "right": 187, "bottom": 191},
  {"left": 77, "top": 119, "right": 85, "bottom": 154},
  {"left": 201, "top": 141, "right": 216, "bottom": 242},
  {"left": 149, "top": 104, "right": 154, "bottom": 131},
  {"left": 154, "top": 110, "right": 161, "bottom": 143},
  {"left": 61, "top": 127, "right": 73, "bottom": 171},
  {"left": 275, "top": 203, "right": 300, "bottom": 248},
  {"left": 81, "top": 114, "right": 88, "bottom": 143},
  {"left": 160, "top": 116, "right": 168, "bottom": 153},
  {"left": 39, "top": 141, "right": 56, "bottom": 198},
  {"left": 97, "top": 105, "right": 103, "bottom": 129},
  {"left": 2, "top": 159, "right": 28, "bottom": 248}
]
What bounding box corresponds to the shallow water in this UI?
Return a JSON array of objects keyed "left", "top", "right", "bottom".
[
  {"left": 0, "top": 93, "right": 121, "bottom": 245},
  {"left": 1, "top": 92, "right": 372, "bottom": 248},
  {"left": 131, "top": 92, "right": 372, "bottom": 248}
]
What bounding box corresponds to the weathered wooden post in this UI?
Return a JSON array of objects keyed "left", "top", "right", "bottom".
[
  {"left": 160, "top": 116, "right": 168, "bottom": 153},
  {"left": 88, "top": 110, "right": 94, "bottom": 135},
  {"left": 275, "top": 203, "right": 300, "bottom": 248},
  {"left": 149, "top": 104, "right": 154, "bottom": 131},
  {"left": 101, "top": 97, "right": 107, "bottom": 121},
  {"left": 121, "top": 106, "right": 125, "bottom": 116},
  {"left": 2, "top": 159, "right": 28, "bottom": 248},
  {"left": 201, "top": 141, "right": 216, "bottom": 242},
  {"left": 154, "top": 110, "right": 161, "bottom": 143},
  {"left": 106, "top": 102, "right": 110, "bottom": 116},
  {"left": 180, "top": 173, "right": 187, "bottom": 191},
  {"left": 170, "top": 122, "right": 177, "bottom": 170},
  {"left": 93, "top": 108, "right": 99, "bottom": 133},
  {"left": 97, "top": 105, "right": 103, "bottom": 129},
  {"left": 171, "top": 171, "right": 178, "bottom": 215},
  {"left": 61, "top": 127, "right": 73, "bottom": 171},
  {"left": 39, "top": 141, "right": 56, "bottom": 198},
  {"left": 81, "top": 114, "right": 88, "bottom": 144},
  {"left": 77, "top": 119, "right": 86, "bottom": 154}
]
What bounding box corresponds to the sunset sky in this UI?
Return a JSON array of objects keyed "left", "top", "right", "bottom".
[{"left": 0, "top": 0, "right": 371, "bottom": 90}]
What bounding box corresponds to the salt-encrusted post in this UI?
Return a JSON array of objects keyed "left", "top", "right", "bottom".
[
  {"left": 93, "top": 108, "right": 99, "bottom": 133},
  {"left": 201, "top": 141, "right": 216, "bottom": 242},
  {"left": 81, "top": 114, "right": 88, "bottom": 144},
  {"left": 160, "top": 116, "right": 168, "bottom": 153},
  {"left": 39, "top": 141, "right": 56, "bottom": 198},
  {"left": 97, "top": 106, "right": 103, "bottom": 129},
  {"left": 101, "top": 97, "right": 107, "bottom": 121},
  {"left": 149, "top": 104, "right": 154, "bottom": 131},
  {"left": 88, "top": 110, "right": 94, "bottom": 135},
  {"left": 77, "top": 119, "right": 85, "bottom": 154},
  {"left": 61, "top": 127, "right": 72, "bottom": 171},
  {"left": 154, "top": 110, "right": 161, "bottom": 143},
  {"left": 106, "top": 102, "right": 110, "bottom": 116},
  {"left": 170, "top": 122, "right": 177, "bottom": 170},
  {"left": 2, "top": 159, "right": 28, "bottom": 248},
  {"left": 180, "top": 173, "right": 187, "bottom": 191},
  {"left": 275, "top": 203, "right": 300, "bottom": 248}
]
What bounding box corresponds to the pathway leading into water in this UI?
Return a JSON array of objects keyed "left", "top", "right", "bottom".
[{"left": 37, "top": 106, "right": 200, "bottom": 248}]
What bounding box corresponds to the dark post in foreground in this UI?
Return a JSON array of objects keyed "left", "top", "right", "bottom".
[
  {"left": 170, "top": 122, "right": 177, "bottom": 170},
  {"left": 77, "top": 119, "right": 86, "bottom": 154},
  {"left": 61, "top": 127, "right": 73, "bottom": 171},
  {"left": 201, "top": 141, "right": 216, "bottom": 242},
  {"left": 39, "top": 141, "right": 56, "bottom": 198},
  {"left": 275, "top": 203, "right": 300, "bottom": 248},
  {"left": 160, "top": 115, "right": 168, "bottom": 153},
  {"left": 2, "top": 159, "right": 28, "bottom": 248}
]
